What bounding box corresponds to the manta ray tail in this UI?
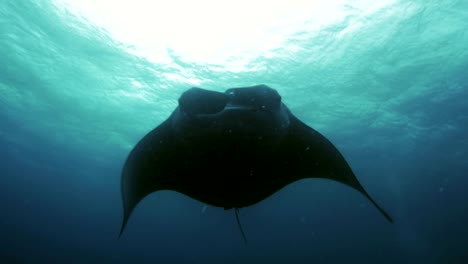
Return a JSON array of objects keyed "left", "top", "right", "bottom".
[{"left": 235, "top": 208, "right": 248, "bottom": 244}]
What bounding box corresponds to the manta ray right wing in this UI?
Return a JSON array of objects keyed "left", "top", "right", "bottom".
[{"left": 282, "top": 113, "right": 393, "bottom": 223}]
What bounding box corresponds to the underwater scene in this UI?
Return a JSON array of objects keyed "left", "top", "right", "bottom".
[{"left": 1, "top": 0, "right": 467, "bottom": 263}]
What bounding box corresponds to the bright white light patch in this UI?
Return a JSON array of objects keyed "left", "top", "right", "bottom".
[{"left": 54, "top": 0, "right": 387, "bottom": 66}]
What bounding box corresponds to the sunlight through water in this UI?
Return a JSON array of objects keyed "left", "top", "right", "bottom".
[{"left": 54, "top": 0, "right": 395, "bottom": 68}]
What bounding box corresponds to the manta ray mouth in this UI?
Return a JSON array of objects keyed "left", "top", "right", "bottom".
[
  {"left": 194, "top": 106, "right": 271, "bottom": 118},
  {"left": 224, "top": 105, "right": 270, "bottom": 112},
  {"left": 224, "top": 105, "right": 255, "bottom": 110}
]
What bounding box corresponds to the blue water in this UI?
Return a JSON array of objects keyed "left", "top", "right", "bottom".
[{"left": 1, "top": 0, "right": 468, "bottom": 263}]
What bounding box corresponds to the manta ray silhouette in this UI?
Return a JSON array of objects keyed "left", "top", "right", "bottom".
[{"left": 119, "top": 85, "right": 393, "bottom": 241}]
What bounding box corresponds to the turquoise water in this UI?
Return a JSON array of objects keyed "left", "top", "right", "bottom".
[{"left": 1, "top": 0, "right": 468, "bottom": 263}]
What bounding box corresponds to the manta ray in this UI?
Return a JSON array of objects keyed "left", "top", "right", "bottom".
[{"left": 119, "top": 85, "right": 393, "bottom": 242}]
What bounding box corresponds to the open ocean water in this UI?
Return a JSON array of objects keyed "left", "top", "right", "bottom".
[{"left": 1, "top": 0, "right": 468, "bottom": 263}]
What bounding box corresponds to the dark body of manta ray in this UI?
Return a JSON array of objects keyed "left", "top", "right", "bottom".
[{"left": 119, "top": 84, "right": 393, "bottom": 241}]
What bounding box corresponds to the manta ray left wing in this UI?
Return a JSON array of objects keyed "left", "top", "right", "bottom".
[{"left": 119, "top": 119, "right": 176, "bottom": 237}]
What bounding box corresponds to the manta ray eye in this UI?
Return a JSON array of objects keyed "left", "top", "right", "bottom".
[{"left": 178, "top": 87, "right": 228, "bottom": 115}]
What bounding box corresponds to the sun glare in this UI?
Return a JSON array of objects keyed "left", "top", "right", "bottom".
[{"left": 56, "top": 0, "right": 356, "bottom": 66}]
